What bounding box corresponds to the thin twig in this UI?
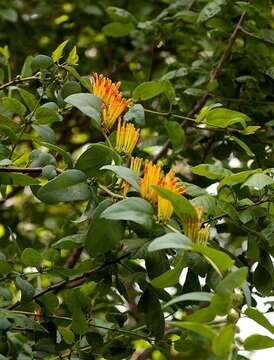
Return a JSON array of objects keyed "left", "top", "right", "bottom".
[
  {"left": 240, "top": 26, "right": 274, "bottom": 45},
  {"left": 8, "top": 253, "right": 130, "bottom": 310},
  {"left": 98, "top": 183, "right": 124, "bottom": 199},
  {"left": 152, "top": 11, "right": 247, "bottom": 163},
  {"left": 0, "top": 74, "right": 40, "bottom": 91},
  {"left": 0, "top": 167, "right": 44, "bottom": 173}
]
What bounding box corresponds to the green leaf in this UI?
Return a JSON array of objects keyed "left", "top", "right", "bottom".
[
  {"left": 29, "top": 150, "right": 56, "bottom": 168},
  {"left": 191, "top": 195, "right": 218, "bottom": 216},
  {"left": 124, "top": 104, "right": 145, "bottom": 125},
  {"left": 0, "top": 261, "right": 12, "bottom": 274},
  {"left": 106, "top": 7, "right": 136, "bottom": 24},
  {"left": 21, "top": 248, "right": 42, "bottom": 267},
  {"left": 138, "top": 288, "right": 165, "bottom": 339},
  {"left": 0, "top": 124, "right": 17, "bottom": 142},
  {"left": 32, "top": 125, "right": 56, "bottom": 144},
  {"left": 61, "top": 81, "right": 81, "bottom": 99},
  {"left": 2, "top": 97, "right": 26, "bottom": 116},
  {"left": 0, "top": 309, "right": 46, "bottom": 332},
  {"left": 58, "top": 326, "right": 75, "bottom": 345},
  {"left": 253, "top": 251, "right": 274, "bottom": 295},
  {"left": 41, "top": 165, "right": 57, "bottom": 180},
  {"left": 52, "top": 233, "right": 86, "bottom": 249},
  {"left": 52, "top": 40, "right": 69, "bottom": 62},
  {"left": 35, "top": 105, "right": 62, "bottom": 124},
  {"left": 151, "top": 257, "right": 185, "bottom": 288},
  {"left": 165, "top": 120, "right": 185, "bottom": 151},
  {"left": 102, "top": 22, "right": 135, "bottom": 38},
  {"left": 62, "top": 65, "right": 91, "bottom": 90},
  {"left": 32, "top": 54, "right": 53, "bottom": 71},
  {"left": 245, "top": 308, "right": 274, "bottom": 334},
  {"left": 21, "top": 55, "right": 33, "bottom": 78},
  {"left": 241, "top": 125, "right": 261, "bottom": 135},
  {"left": 242, "top": 173, "right": 274, "bottom": 190},
  {"left": 67, "top": 46, "right": 78, "bottom": 65},
  {"left": 0, "top": 114, "right": 20, "bottom": 130},
  {"left": 18, "top": 88, "right": 37, "bottom": 111},
  {"left": 100, "top": 165, "right": 139, "bottom": 191},
  {"left": 217, "top": 200, "right": 239, "bottom": 223},
  {"left": 75, "top": 143, "right": 121, "bottom": 177},
  {"left": 100, "top": 197, "right": 154, "bottom": 229},
  {"left": 212, "top": 324, "right": 235, "bottom": 357},
  {"left": 148, "top": 233, "right": 192, "bottom": 252},
  {"left": 65, "top": 93, "right": 102, "bottom": 125},
  {"left": 192, "top": 164, "right": 232, "bottom": 180},
  {"left": 36, "top": 169, "right": 92, "bottom": 204},
  {"left": 170, "top": 321, "right": 215, "bottom": 340},
  {"left": 133, "top": 81, "right": 165, "bottom": 101},
  {"left": 162, "top": 79, "right": 176, "bottom": 104},
  {"left": 198, "top": 0, "right": 226, "bottom": 22},
  {"left": 193, "top": 244, "right": 234, "bottom": 274},
  {"left": 218, "top": 170, "right": 257, "bottom": 189},
  {"left": 229, "top": 135, "right": 254, "bottom": 157},
  {"left": 65, "top": 290, "right": 88, "bottom": 335},
  {"left": 205, "top": 108, "right": 250, "bottom": 128},
  {"left": 244, "top": 335, "right": 274, "bottom": 350},
  {"left": 15, "top": 277, "right": 35, "bottom": 303},
  {"left": 0, "top": 317, "right": 12, "bottom": 330},
  {"left": 216, "top": 267, "right": 248, "bottom": 296},
  {"left": 153, "top": 186, "right": 197, "bottom": 219},
  {"left": 86, "top": 199, "right": 123, "bottom": 255},
  {"left": 262, "top": 222, "right": 274, "bottom": 247},
  {"left": 164, "top": 292, "right": 213, "bottom": 308},
  {"left": 184, "top": 87, "right": 205, "bottom": 97},
  {"left": 40, "top": 142, "right": 73, "bottom": 167},
  {"left": 0, "top": 172, "right": 40, "bottom": 186}
]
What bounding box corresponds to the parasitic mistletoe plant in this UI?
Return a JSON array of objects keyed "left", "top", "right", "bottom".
[{"left": 0, "top": 1, "right": 274, "bottom": 359}]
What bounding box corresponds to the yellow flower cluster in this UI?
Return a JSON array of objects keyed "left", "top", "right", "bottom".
[
  {"left": 140, "top": 161, "right": 186, "bottom": 222},
  {"left": 157, "top": 170, "right": 186, "bottom": 223},
  {"left": 116, "top": 119, "right": 140, "bottom": 155},
  {"left": 91, "top": 73, "right": 130, "bottom": 132},
  {"left": 91, "top": 73, "right": 139, "bottom": 156},
  {"left": 182, "top": 206, "right": 209, "bottom": 245}
]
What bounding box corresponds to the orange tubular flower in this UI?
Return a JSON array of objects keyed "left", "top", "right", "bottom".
[
  {"left": 116, "top": 119, "right": 140, "bottom": 155},
  {"left": 122, "top": 157, "right": 142, "bottom": 197},
  {"left": 91, "top": 73, "right": 130, "bottom": 131},
  {"left": 140, "top": 161, "right": 162, "bottom": 204},
  {"left": 182, "top": 206, "right": 209, "bottom": 244},
  {"left": 157, "top": 170, "right": 186, "bottom": 223}
]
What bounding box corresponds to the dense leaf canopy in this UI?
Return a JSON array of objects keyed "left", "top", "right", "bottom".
[{"left": 0, "top": 0, "right": 273, "bottom": 359}]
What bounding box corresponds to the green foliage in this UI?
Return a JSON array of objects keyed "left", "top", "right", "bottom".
[{"left": 0, "top": 0, "right": 273, "bottom": 359}]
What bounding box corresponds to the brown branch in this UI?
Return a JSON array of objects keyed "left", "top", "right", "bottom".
[
  {"left": 0, "top": 75, "right": 40, "bottom": 91},
  {"left": 0, "top": 167, "right": 63, "bottom": 175},
  {"left": 9, "top": 253, "right": 130, "bottom": 310},
  {"left": 64, "top": 247, "right": 83, "bottom": 268},
  {"left": 0, "top": 167, "right": 43, "bottom": 173},
  {"left": 152, "top": 11, "right": 247, "bottom": 163}
]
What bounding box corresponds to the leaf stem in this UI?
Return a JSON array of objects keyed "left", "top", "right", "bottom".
[{"left": 98, "top": 183, "right": 124, "bottom": 199}]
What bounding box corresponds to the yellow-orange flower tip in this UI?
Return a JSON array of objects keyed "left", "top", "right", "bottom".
[
  {"left": 140, "top": 161, "right": 162, "bottom": 204},
  {"left": 130, "top": 156, "right": 142, "bottom": 175},
  {"left": 182, "top": 206, "right": 209, "bottom": 244},
  {"left": 115, "top": 119, "right": 140, "bottom": 155},
  {"left": 121, "top": 157, "right": 142, "bottom": 197},
  {"left": 91, "top": 73, "right": 130, "bottom": 131},
  {"left": 157, "top": 170, "right": 186, "bottom": 223}
]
